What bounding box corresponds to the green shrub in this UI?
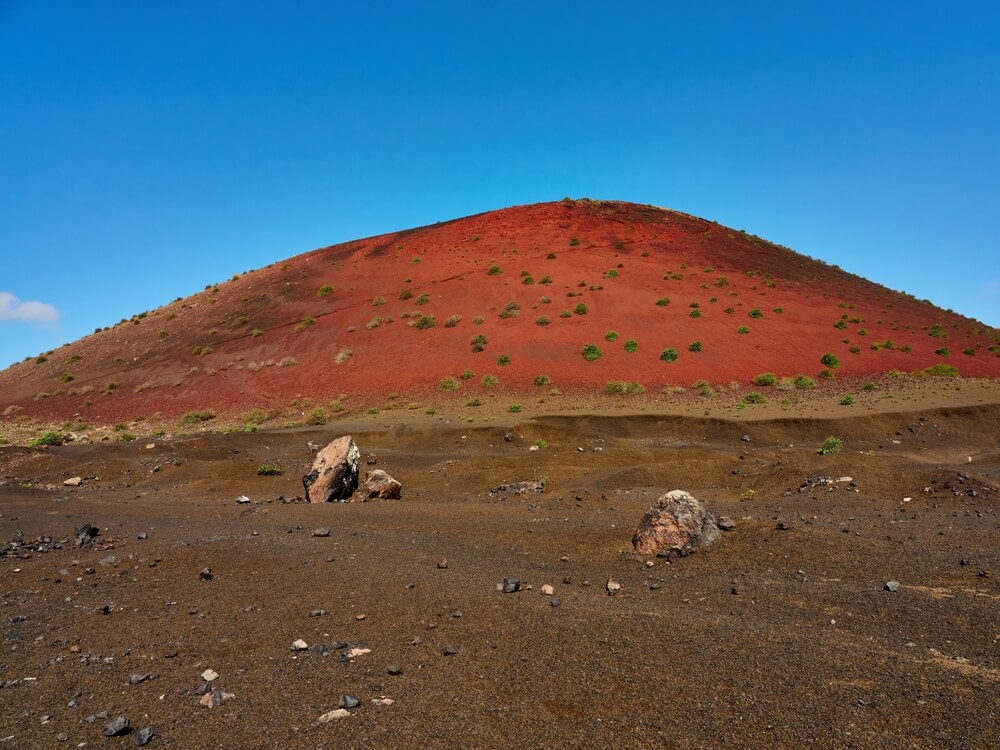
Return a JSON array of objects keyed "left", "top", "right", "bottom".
[
  {"left": 573, "top": 302, "right": 588, "bottom": 316},
  {"left": 440, "top": 376, "right": 460, "bottom": 391},
  {"left": 372, "top": 296, "right": 386, "bottom": 306},
  {"left": 656, "top": 298, "right": 670, "bottom": 307},
  {"left": 624, "top": 339, "right": 638, "bottom": 353},
  {"left": 688, "top": 341, "right": 702, "bottom": 352},
  {"left": 793, "top": 374, "right": 815, "bottom": 389},
  {"left": 581, "top": 343, "right": 603, "bottom": 362},
  {"left": 295, "top": 317, "right": 316, "bottom": 332},
  {"left": 569, "top": 238, "right": 580, "bottom": 246},
  {"left": 605, "top": 381, "right": 644, "bottom": 395},
  {"left": 499, "top": 301, "right": 521, "bottom": 319},
  {"left": 737, "top": 326, "right": 749, "bottom": 334},
  {"left": 471, "top": 334, "right": 487, "bottom": 352},
  {"left": 497, "top": 353, "right": 511, "bottom": 367},
  {"left": 919, "top": 364, "right": 959, "bottom": 377},
  {"left": 487, "top": 265, "right": 503, "bottom": 275},
  {"left": 257, "top": 463, "right": 283, "bottom": 476},
  {"left": 928, "top": 325, "right": 947, "bottom": 338},
  {"left": 413, "top": 293, "right": 429, "bottom": 306},
  {"left": 934, "top": 347, "right": 949, "bottom": 356},
  {"left": 688, "top": 309, "right": 701, "bottom": 319},
  {"left": 535, "top": 316, "right": 550, "bottom": 326},
  {"left": 743, "top": 392, "right": 766, "bottom": 405},
  {"left": 306, "top": 408, "right": 328, "bottom": 425},
  {"left": 522, "top": 276, "right": 534, "bottom": 285},
  {"left": 660, "top": 347, "right": 678, "bottom": 363},
  {"left": 251, "top": 328, "right": 263, "bottom": 337},
  {"left": 839, "top": 395, "right": 854, "bottom": 406},
  {"left": 481, "top": 373, "right": 499, "bottom": 388},
  {"left": 605, "top": 330, "right": 619, "bottom": 342},
  {"left": 316, "top": 284, "right": 334, "bottom": 298},
  {"left": 820, "top": 352, "right": 840, "bottom": 368},
  {"left": 28, "top": 430, "right": 65, "bottom": 447},
  {"left": 459, "top": 368, "right": 475, "bottom": 380},
  {"left": 414, "top": 315, "right": 436, "bottom": 329},
  {"left": 817, "top": 436, "right": 843, "bottom": 455},
  {"left": 559, "top": 310, "right": 571, "bottom": 318},
  {"left": 754, "top": 372, "right": 778, "bottom": 386},
  {"left": 507, "top": 404, "right": 522, "bottom": 413},
  {"left": 466, "top": 397, "right": 483, "bottom": 407},
  {"left": 861, "top": 382, "right": 876, "bottom": 391},
  {"left": 533, "top": 374, "right": 551, "bottom": 387},
  {"left": 180, "top": 410, "right": 215, "bottom": 425},
  {"left": 747, "top": 308, "right": 763, "bottom": 319},
  {"left": 399, "top": 289, "right": 413, "bottom": 300}
]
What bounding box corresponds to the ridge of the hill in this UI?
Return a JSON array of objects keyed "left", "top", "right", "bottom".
[{"left": 2, "top": 199, "right": 997, "bottom": 427}]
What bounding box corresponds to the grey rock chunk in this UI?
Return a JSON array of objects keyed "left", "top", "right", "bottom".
[
  {"left": 104, "top": 716, "right": 131, "bottom": 737},
  {"left": 134, "top": 727, "right": 154, "bottom": 746}
]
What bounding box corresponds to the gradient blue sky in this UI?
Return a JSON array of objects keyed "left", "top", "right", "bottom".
[{"left": 1, "top": 1, "right": 998, "bottom": 368}]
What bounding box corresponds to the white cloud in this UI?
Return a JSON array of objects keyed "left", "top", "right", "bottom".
[{"left": 0, "top": 291, "right": 60, "bottom": 324}]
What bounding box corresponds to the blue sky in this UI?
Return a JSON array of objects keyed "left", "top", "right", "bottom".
[{"left": 1, "top": 1, "right": 998, "bottom": 368}]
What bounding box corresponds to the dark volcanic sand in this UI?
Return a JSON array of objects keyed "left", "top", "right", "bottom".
[{"left": 1, "top": 403, "right": 998, "bottom": 749}]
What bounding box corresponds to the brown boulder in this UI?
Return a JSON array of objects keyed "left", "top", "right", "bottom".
[
  {"left": 363, "top": 469, "right": 402, "bottom": 500},
  {"left": 303, "top": 436, "right": 360, "bottom": 503},
  {"left": 632, "top": 490, "right": 721, "bottom": 557}
]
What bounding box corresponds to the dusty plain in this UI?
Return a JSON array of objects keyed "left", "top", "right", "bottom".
[{"left": 1, "top": 381, "right": 998, "bottom": 750}]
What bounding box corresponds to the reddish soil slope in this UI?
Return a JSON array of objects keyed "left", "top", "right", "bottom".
[{"left": 2, "top": 199, "right": 997, "bottom": 425}]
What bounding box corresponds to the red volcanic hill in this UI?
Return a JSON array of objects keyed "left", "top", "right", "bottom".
[{"left": 2, "top": 199, "right": 998, "bottom": 426}]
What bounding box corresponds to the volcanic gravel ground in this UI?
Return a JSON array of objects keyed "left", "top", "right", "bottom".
[{"left": 1, "top": 405, "right": 998, "bottom": 749}]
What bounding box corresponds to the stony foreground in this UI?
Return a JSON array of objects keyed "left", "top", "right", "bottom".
[{"left": 1, "top": 405, "right": 998, "bottom": 749}]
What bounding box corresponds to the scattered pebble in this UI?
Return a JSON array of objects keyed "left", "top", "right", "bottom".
[
  {"left": 291, "top": 639, "right": 309, "bottom": 651},
  {"left": 387, "top": 665, "right": 403, "bottom": 675},
  {"left": 318, "top": 708, "right": 350, "bottom": 722},
  {"left": 104, "top": 716, "right": 131, "bottom": 737},
  {"left": 339, "top": 695, "right": 360, "bottom": 709},
  {"left": 134, "top": 727, "right": 154, "bottom": 746},
  {"left": 199, "top": 568, "right": 213, "bottom": 581},
  {"left": 201, "top": 669, "right": 219, "bottom": 682},
  {"left": 606, "top": 579, "right": 621, "bottom": 595},
  {"left": 312, "top": 528, "right": 331, "bottom": 538},
  {"left": 884, "top": 580, "right": 901, "bottom": 593}
]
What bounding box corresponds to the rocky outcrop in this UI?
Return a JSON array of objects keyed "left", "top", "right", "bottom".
[
  {"left": 490, "top": 480, "right": 544, "bottom": 494},
  {"left": 363, "top": 469, "right": 402, "bottom": 500},
  {"left": 632, "top": 490, "right": 721, "bottom": 557},
  {"left": 303, "top": 436, "right": 360, "bottom": 503}
]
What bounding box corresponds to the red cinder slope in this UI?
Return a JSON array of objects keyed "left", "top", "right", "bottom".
[{"left": 1, "top": 199, "right": 997, "bottom": 424}]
